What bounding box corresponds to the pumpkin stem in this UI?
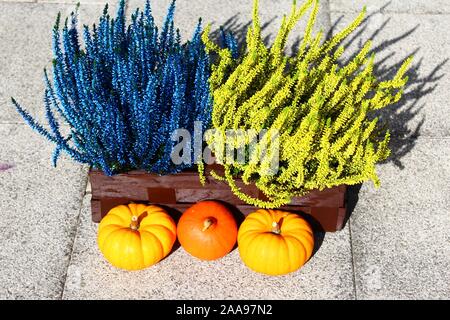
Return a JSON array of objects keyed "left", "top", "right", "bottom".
[
  {"left": 202, "top": 218, "right": 214, "bottom": 232},
  {"left": 130, "top": 216, "right": 139, "bottom": 230},
  {"left": 271, "top": 221, "right": 281, "bottom": 234}
]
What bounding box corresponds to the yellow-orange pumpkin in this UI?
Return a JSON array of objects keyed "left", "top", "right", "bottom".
[
  {"left": 238, "top": 209, "right": 314, "bottom": 276},
  {"left": 177, "top": 201, "right": 237, "bottom": 260},
  {"left": 97, "top": 203, "right": 177, "bottom": 271}
]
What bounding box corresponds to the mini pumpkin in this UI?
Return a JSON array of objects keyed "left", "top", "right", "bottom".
[
  {"left": 177, "top": 200, "right": 238, "bottom": 260},
  {"left": 97, "top": 203, "right": 177, "bottom": 271},
  {"left": 238, "top": 209, "right": 314, "bottom": 276}
]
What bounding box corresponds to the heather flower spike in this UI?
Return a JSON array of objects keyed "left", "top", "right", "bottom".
[{"left": 12, "top": 0, "right": 235, "bottom": 175}]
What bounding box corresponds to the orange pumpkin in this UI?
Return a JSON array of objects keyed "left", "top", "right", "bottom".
[
  {"left": 177, "top": 201, "right": 238, "bottom": 260},
  {"left": 97, "top": 203, "right": 177, "bottom": 271},
  {"left": 238, "top": 209, "right": 314, "bottom": 275}
]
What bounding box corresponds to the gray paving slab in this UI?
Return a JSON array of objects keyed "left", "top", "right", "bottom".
[
  {"left": 0, "top": 2, "right": 115, "bottom": 124},
  {"left": 0, "top": 124, "right": 88, "bottom": 299},
  {"left": 62, "top": 193, "right": 354, "bottom": 300},
  {"left": 331, "top": 11, "right": 450, "bottom": 138},
  {"left": 3, "top": 0, "right": 448, "bottom": 300},
  {"left": 330, "top": 0, "right": 450, "bottom": 14},
  {"left": 1, "top": 0, "right": 36, "bottom": 3},
  {"left": 349, "top": 137, "right": 450, "bottom": 299}
]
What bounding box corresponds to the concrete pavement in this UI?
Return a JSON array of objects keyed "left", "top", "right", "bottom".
[{"left": 0, "top": 0, "right": 449, "bottom": 299}]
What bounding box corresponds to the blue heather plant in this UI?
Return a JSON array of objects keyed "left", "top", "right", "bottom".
[{"left": 12, "top": 0, "right": 237, "bottom": 175}]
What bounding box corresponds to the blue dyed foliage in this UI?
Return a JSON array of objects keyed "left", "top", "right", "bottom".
[{"left": 12, "top": 0, "right": 229, "bottom": 175}]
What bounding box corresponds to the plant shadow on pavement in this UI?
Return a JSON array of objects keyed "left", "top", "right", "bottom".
[
  {"left": 330, "top": 2, "right": 448, "bottom": 227},
  {"left": 210, "top": 2, "right": 447, "bottom": 249}
]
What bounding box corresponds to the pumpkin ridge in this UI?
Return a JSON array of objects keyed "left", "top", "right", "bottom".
[
  {"left": 114, "top": 231, "right": 127, "bottom": 269},
  {"left": 284, "top": 227, "right": 314, "bottom": 240},
  {"left": 268, "top": 210, "right": 278, "bottom": 223},
  {"left": 122, "top": 231, "right": 144, "bottom": 270},
  {"left": 283, "top": 235, "right": 308, "bottom": 267},
  {"left": 278, "top": 235, "right": 291, "bottom": 275},
  {"left": 240, "top": 232, "right": 268, "bottom": 264},
  {"left": 287, "top": 232, "right": 314, "bottom": 258},
  {"left": 134, "top": 231, "right": 146, "bottom": 270},
  {"left": 131, "top": 203, "right": 148, "bottom": 218},
  {"left": 286, "top": 236, "right": 307, "bottom": 271},
  {"left": 109, "top": 213, "right": 130, "bottom": 225},
  {"left": 284, "top": 230, "right": 314, "bottom": 242},
  {"left": 98, "top": 223, "right": 126, "bottom": 236},
  {"left": 100, "top": 212, "right": 127, "bottom": 227},
  {"left": 142, "top": 225, "right": 176, "bottom": 257},
  {"left": 140, "top": 228, "right": 165, "bottom": 245},
  {"left": 279, "top": 217, "right": 313, "bottom": 233},
  {"left": 140, "top": 219, "right": 177, "bottom": 235},
  {"left": 281, "top": 226, "right": 314, "bottom": 237},
  {"left": 140, "top": 213, "right": 176, "bottom": 232},
  {"left": 140, "top": 223, "right": 173, "bottom": 232},
  {"left": 285, "top": 222, "right": 312, "bottom": 233},
  {"left": 98, "top": 225, "right": 122, "bottom": 250},
  {"left": 144, "top": 211, "right": 175, "bottom": 219},
  {"left": 255, "top": 210, "right": 275, "bottom": 225},
  {"left": 244, "top": 213, "right": 273, "bottom": 229},
  {"left": 104, "top": 230, "right": 120, "bottom": 268},
  {"left": 237, "top": 231, "right": 258, "bottom": 246},
  {"left": 99, "top": 211, "right": 128, "bottom": 224},
  {"left": 102, "top": 229, "right": 127, "bottom": 267},
  {"left": 145, "top": 209, "right": 173, "bottom": 218},
  {"left": 280, "top": 215, "right": 311, "bottom": 225},
  {"left": 244, "top": 217, "right": 270, "bottom": 228},
  {"left": 254, "top": 233, "right": 277, "bottom": 274},
  {"left": 139, "top": 230, "right": 165, "bottom": 265},
  {"left": 140, "top": 224, "right": 177, "bottom": 246},
  {"left": 108, "top": 205, "right": 132, "bottom": 220}
]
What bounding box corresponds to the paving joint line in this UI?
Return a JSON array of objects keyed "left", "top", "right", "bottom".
[
  {"left": 58, "top": 166, "right": 89, "bottom": 300},
  {"left": 347, "top": 221, "right": 358, "bottom": 300},
  {"left": 331, "top": 9, "right": 450, "bottom": 16},
  {"left": 0, "top": 1, "right": 37, "bottom": 4},
  {"left": 0, "top": 1, "right": 111, "bottom": 5}
]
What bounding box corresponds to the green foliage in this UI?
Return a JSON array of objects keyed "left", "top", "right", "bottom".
[{"left": 201, "top": 0, "right": 412, "bottom": 208}]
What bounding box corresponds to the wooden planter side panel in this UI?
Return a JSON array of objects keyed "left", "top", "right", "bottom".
[
  {"left": 89, "top": 170, "right": 347, "bottom": 232},
  {"left": 89, "top": 170, "right": 259, "bottom": 205}
]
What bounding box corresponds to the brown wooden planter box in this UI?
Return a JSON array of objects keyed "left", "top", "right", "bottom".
[{"left": 89, "top": 167, "right": 347, "bottom": 232}]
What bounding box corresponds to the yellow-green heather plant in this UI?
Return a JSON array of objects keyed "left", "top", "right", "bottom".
[{"left": 200, "top": 0, "right": 412, "bottom": 208}]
